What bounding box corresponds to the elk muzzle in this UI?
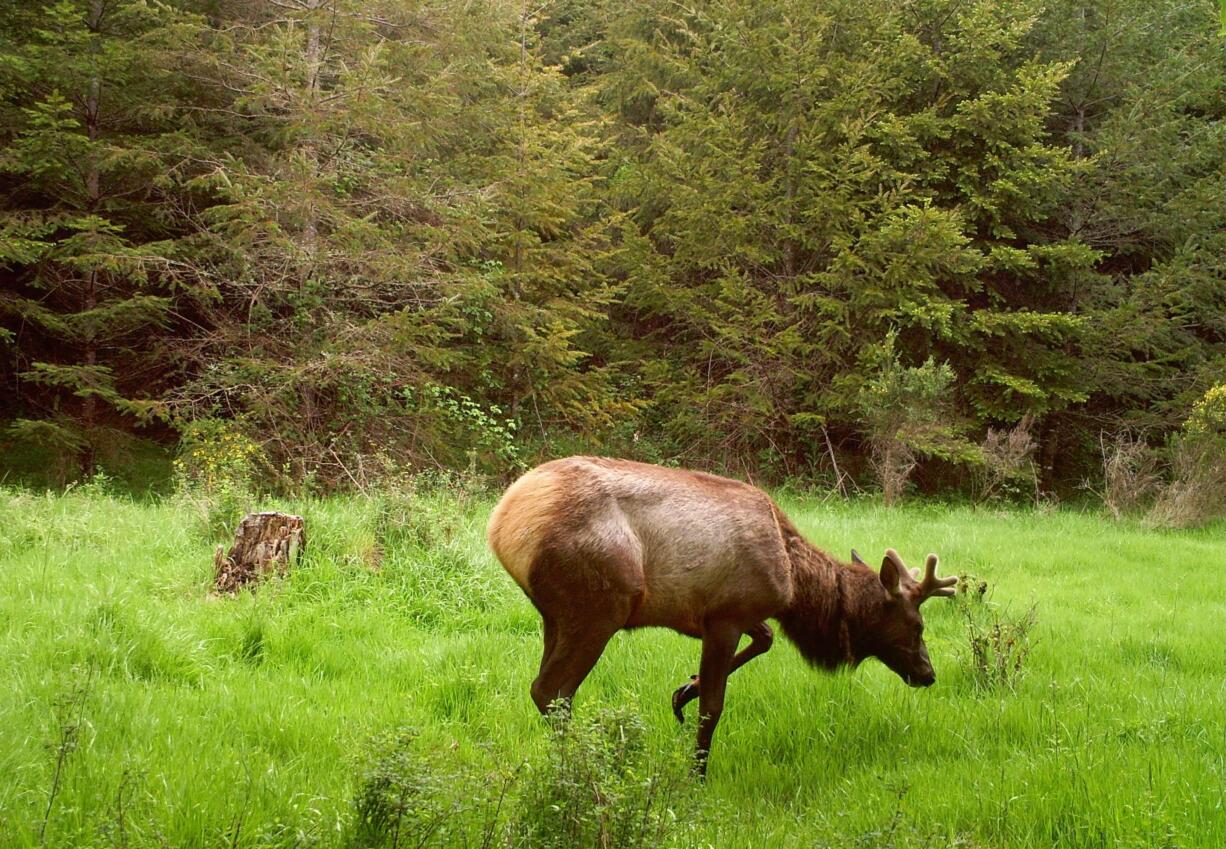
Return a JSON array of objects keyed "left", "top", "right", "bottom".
[{"left": 904, "top": 644, "right": 935, "bottom": 687}]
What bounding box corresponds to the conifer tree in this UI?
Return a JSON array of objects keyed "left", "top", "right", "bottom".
[
  {"left": 0, "top": 0, "right": 1220, "bottom": 490},
  {"left": 172, "top": 0, "right": 629, "bottom": 480},
  {"left": 0, "top": 0, "right": 207, "bottom": 473},
  {"left": 1031, "top": 0, "right": 1226, "bottom": 464},
  {"left": 597, "top": 0, "right": 1100, "bottom": 476}
]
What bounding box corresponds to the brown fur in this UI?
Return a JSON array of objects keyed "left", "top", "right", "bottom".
[
  {"left": 487, "top": 467, "right": 566, "bottom": 591},
  {"left": 487, "top": 456, "right": 953, "bottom": 773}
]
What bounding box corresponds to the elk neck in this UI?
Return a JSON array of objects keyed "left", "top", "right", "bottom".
[{"left": 773, "top": 511, "right": 884, "bottom": 670}]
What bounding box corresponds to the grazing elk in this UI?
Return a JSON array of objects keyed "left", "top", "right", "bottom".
[{"left": 487, "top": 456, "right": 957, "bottom": 774}]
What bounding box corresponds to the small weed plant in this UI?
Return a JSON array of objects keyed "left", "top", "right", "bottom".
[
  {"left": 972, "top": 415, "right": 1038, "bottom": 505},
  {"left": 39, "top": 667, "right": 96, "bottom": 845},
  {"left": 1098, "top": 430, "right": 1161, "bottom": 519},
  {"left": 515, "top": 707, "right": 700, "bottom": 849},
  {"left": 348, "top": 728, "right": 468, "bottom": 849},
  {"left": 173, "top": 419, "right": 260, "bottom": 538},
  {"left": 955, "top": 582, "right": 1038, "bottom": 692}
]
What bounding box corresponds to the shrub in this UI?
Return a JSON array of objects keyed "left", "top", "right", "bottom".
[
  {"left": 174, "top": 419, "right": 261, "bottom": 493},
  {"left": 1145, "top": 385, "right": 1226, "bottom": 528},
  {"left": 173, "top": 419, "right": 260, "bottom": 538},
  {"left": 955, "top": 573, "right": 991, "bottom": 601},
  {"left": 514, "top": 707, "right": 700, "bottom": 849},
  {"left": 348, "top": 728, "right": 467, "bottom": 849},
  {"left": 1098, "top": 430, "right": 1161, "bottom": 519},
  {"left": 1096, "top": 386, "right": 1226, "bottom": 528},
  {"left": 972, "top": 415, "right": 1038, "bottom": 504},
  {"left": 1184, "top": 383, "right": 1226, "bottom": 438},
  {"left": 957, "top": 599, "right": 1038, "bottom": 692},
  {"left": 1145, "top": 438, "right": 1226, "bottom": 529},
  {"left": 346, "top": 710, "right": 702, "bottom": 849},
  {"left": 854, "top": 336, "right": 974, "bottom": 505}
]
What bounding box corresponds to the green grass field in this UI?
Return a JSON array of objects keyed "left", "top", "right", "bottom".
[{"left": 1, "top": 484, "right": 1222, "bottom": 848}]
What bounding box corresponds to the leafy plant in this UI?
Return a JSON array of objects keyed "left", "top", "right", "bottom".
[
  {"left": 348, "top": 728, "right": 463, "bottom": 849},
  {"left": 1146, "top": 384, "right": 1226, "bottom": 528},
  {"left": 174, "top": 419, "right": 260, "bottom": 495},
  {"left": 346, "top": 710, "right": 701, "bottom": 849},
  {"left": 420, "top": 385, "right": 521, "bottom": 470},
  {"left": 854, "top": 338, "right": 974, "bottom": 504},
  {"left": 958, "top": 600, "right": 1038, "bottom": 692},
  {"left": 173, "top": 419, "right": 259, "bottom": 538},
  {"left": 956, "top": 574, "right": 991, "bottom": 601},
  {"left": 514, "top": 707, "right": 700, "bottom": 849}
]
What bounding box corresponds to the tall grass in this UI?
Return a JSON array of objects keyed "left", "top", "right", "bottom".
[{"left": 0, "top": 485, "right": 1221, "bottom": 847}]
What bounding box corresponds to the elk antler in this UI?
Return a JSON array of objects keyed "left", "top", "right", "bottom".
[
  {"left": 883, "top": 549, "right": 908, "bottom": 576},
  {"left": 916, "top": 553, "right": 956, "bottom": 602},
  {"left": 883, "top": 549, "right": 956, "bottom": 603}
]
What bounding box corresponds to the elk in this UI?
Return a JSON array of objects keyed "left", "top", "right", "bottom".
[{"left": 487, "top": 456, "right": 957, "bottom": 774}]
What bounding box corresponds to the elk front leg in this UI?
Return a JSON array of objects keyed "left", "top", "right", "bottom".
[
  {"left": 672, "top": 621, "right": 773, "bottom": 722},
  {"left": 693, "top": 621, "right": 741, "bottom": 778}
]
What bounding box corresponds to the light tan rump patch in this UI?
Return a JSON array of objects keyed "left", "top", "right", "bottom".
[{"left": 487, "top": 468, "right": 563, "bottom": 591}]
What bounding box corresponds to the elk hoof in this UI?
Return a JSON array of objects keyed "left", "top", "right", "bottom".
[{"left": 671, "top": 675, "right": 699, "bottom": 723}]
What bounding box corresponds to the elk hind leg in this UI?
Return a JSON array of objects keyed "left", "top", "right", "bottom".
[
  {"left": 530, "top": 613, "right": 625, "bottom": 715},
  {"left": 526, "top": 534, "right": 642, "bottom": 715},
  {"left": 531, "top": 615, "right": 560, "bottom": 713}
]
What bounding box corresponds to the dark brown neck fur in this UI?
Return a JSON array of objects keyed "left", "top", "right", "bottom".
[{"left": 772, "top": 508, "right": 884, "bottom": 670}]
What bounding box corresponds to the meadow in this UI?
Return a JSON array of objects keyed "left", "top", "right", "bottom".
[{"left": 0, "top": 482, "right": 1222, "bottom": 848}]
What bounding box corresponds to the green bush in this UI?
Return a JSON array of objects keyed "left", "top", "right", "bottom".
[
  {"left": 514, "top": 708, "right": 700, "bottom": 849},
  {"left": 173, "top": 419, "right": 259, "bottom": 539},
  {"left": 346, "top": 710, "right": 702, "bottom": 849},
  {"left": 1146, "top": 384, "right": 1226, "bottom": 528},
  {"left": 957, "top": 598, "right": 1038, "bottom": 693}
]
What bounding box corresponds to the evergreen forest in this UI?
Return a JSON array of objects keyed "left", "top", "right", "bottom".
[{"left": 2, "top": 0, "right": 1224, "bottom": 512}]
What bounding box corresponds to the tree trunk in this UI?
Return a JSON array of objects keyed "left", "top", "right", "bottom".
[
  {"left": 300, "top": 1, "right": 323, "bottom": 272},
  {"left": 213, "top": 512, "right": 306, "bottom": 593},
  {"left": 1039, "top": 416, "right": 1062, "bottom": 492},
  {"left": 81, "top": 0, "right": 105, "bottom": 474}
]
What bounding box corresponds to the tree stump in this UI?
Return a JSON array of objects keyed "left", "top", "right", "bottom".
[{"left": 213, "top": 512, "right": 306, "bottom": 593}]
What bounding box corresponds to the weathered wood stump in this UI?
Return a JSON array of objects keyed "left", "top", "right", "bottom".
[{"left": 213, "top": 512, "right": 306, "bottom": 593}]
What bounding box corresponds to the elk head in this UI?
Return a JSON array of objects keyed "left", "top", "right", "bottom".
[{"left": 851, "top": 548, "right": 957, "bottom": 687}]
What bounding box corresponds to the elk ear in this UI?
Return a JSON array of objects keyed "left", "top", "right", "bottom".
[
  {"left": 851, "top": 549, "right": 866, "bottom": 566},
  {"left": 879, "top": 553, "right": 903, "bottom": 597}
]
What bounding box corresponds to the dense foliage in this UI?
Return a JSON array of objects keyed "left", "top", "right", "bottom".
[{"left": 2, "top": 0, "right": 1223, "bottom": 497}]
